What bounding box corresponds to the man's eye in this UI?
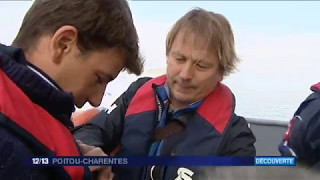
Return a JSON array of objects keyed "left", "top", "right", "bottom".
[
  {"left": 194, "top": 62, "right": 210, "bottom": 70},
  {"left": 175, "top": 57, "right": 185, "bottom": 62},
  {"left": 196, "top": 63, "right": 207, "bottom": 69}
]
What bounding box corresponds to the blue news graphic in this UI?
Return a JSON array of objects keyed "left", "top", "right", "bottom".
[
  {"left": 29, "top": 156, "right": 295, "bottom": 166},
  {"left": 30, "top": 157, "right": 128, "bottom": 166},
  {"left": 52, "top": 157, "right": 128, "bottom": 166},
  {"left": 30, "top": 156, "right": 254, "bottom": 166},
  {"left": 255, "top": 157, "right": 295, "bottom": 166}
]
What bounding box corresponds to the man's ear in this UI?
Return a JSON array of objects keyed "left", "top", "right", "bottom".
[{"left": 50, "top": 25, "right": 78, "bottom": 64}]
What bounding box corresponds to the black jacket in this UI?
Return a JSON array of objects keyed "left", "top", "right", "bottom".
[
  {"left": 73, "top": 76, "right": 256, "bottom": 180},
  {"left": 0, "top": 44, "right": 91, "bottom": 180}
]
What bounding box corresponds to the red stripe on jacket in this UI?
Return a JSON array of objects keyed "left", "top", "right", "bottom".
[
  {"left": 126, "top": 75, "right": 233, "bottom": 134},
  {"left": 0, "top": 68, "right": 84, "bottom": 180},
  {"left": 197, "top": 83, "right": 233, "bottom": 133}
]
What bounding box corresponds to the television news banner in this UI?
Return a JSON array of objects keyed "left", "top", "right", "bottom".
[{"left": 30, "top": 156, "right": 295, "bottom": 166}]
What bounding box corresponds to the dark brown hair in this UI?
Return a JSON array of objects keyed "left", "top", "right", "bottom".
[{"left": 13, "top": 0, "right": 143, "bottom": 75}]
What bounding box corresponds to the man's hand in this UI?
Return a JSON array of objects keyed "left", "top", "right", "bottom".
[{"left": 77, "top": 140, "right": 113, "bottom": 180}]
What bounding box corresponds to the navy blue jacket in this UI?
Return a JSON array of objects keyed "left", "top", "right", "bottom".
[
  {"left": 279, "top": 82, "right": 320, "bottom": 168},
  {"left": 0, "top": 44, "right": 91, "bottom": 180},
  {"left": 74, "top": 75, "right": 256, "bottom": 180}
]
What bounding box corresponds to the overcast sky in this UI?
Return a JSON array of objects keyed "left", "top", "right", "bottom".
[{"left": 1, "top": 1, "right": 319, "bottom": 119}]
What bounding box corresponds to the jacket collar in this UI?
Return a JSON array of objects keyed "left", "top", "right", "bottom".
[{"left": 0, "top": 43, "right": 75, "bottom": 129}]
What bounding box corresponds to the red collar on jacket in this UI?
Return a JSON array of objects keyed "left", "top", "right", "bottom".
[{"left": 126, "top": 75, "right": 234, "bottom": 133}]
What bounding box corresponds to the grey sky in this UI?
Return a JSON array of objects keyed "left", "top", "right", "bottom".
[{"left": 0, "top": 1, "right": 319, "bottom": 120}]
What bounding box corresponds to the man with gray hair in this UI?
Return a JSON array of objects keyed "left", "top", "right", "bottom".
[{"left": 74, "top": 8, "right": 255, "bottom": 180}]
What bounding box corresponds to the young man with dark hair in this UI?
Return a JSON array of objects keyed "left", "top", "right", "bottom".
[{"left": 0, "top": 0, "right": 143, "bottom": 179}]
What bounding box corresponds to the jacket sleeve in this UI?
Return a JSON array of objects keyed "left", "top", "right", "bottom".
[
  {"left": 219, "top": 115, "right": 256, "bottom": 156},
  {"left": 72, "top": 77, "right": 152, "bottom": 154},
  {"left": 278, "top": 92, "right": 320, "bottom": 167},
  {"left": 0, "top": 126, "right": 48, "bottom": 179},
  {"left": 281, "top": 110, "right": 320, "bottom": 166}
]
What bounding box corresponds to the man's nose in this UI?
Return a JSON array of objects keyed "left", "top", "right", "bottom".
[
  {"left": 89, "top": 85, "right": 107, "bottom": 107},
  {"left": 179, "top": 62, "right": 194, "bottom": 81}
]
